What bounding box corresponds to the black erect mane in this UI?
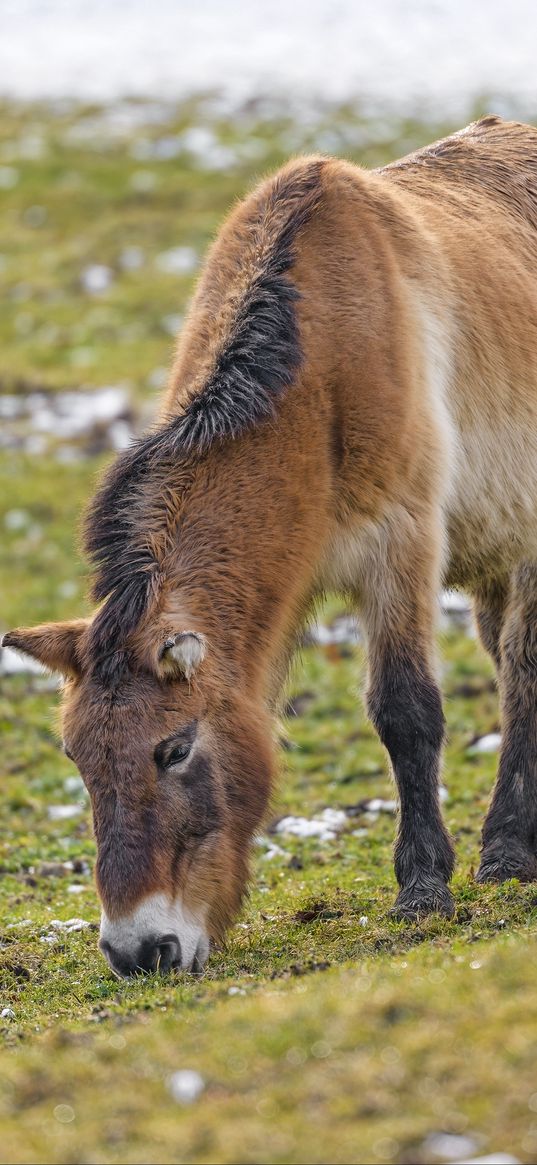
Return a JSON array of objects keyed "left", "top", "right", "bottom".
[{"left": 84, "top": 159, "right": 325, "bottom": 680}]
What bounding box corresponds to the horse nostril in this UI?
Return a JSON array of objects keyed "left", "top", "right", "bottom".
[
  {"left": 99, "top": 934, "right": 182, "bottom": 977},
  {"left": 99, "top": 938, "right": 138, "bottom": 979},
  {"left": 156, "top": 933, "right": 181, "bottom": 973}
]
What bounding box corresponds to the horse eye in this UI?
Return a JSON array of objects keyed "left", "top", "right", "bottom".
[{"left": 165, "top": 743, "right": 192, "bottom": 768}]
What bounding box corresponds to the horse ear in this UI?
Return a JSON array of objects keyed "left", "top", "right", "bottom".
[
  {"left": 2, "top": 619, "right": 89, "bottom": 678},
  {"left": 160, "top": 631, "right": 207, "bottom": 680}
]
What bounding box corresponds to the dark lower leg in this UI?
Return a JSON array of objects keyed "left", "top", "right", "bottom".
[
  {"left": 368, "top": 652, "right": 455, "bottom": 918},
  {"left": 477, "top": 565, "right": 537, "bottom": 883}
]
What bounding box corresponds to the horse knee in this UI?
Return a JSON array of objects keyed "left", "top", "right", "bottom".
[{"left": 367, "top": 663, "right": 444, "bottom": 761}]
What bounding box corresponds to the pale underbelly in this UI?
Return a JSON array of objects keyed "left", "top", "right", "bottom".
[{"left": 443, "top": 428, "right": 537, "bottom": 590}]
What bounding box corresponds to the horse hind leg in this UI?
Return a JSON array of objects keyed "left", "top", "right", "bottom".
[
  {"left": 473, "top": 581, "right": 507, "bottom": 672},
  {"left": 477, "top": 563, "right": 537, "bottom": 883}
]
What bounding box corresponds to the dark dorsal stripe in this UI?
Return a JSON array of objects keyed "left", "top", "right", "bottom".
[{"left": 84, "top": 159, "right": 325, "bottom": 679}]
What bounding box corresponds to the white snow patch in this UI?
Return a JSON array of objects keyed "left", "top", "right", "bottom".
[
  {"left": 167, "top": 1069, "right": 205, "bottom": 1105},
  {"left": 50, "top": 918, "right": 91, "bottom": 932},
  {"left": 276, "top": 808, "right": 347, "bottom": 842},
  {"left": 81, "top": 264, "right": 114, "bottom": 295},
  {"left": 155, "top": 246, "right": 198, "bottom": 276},
  {"left": 467, "top": 733, "right": 502, "bottom": 755},
  {"left": 0, "top": 646, "right": 47, "bottom": 676},
  {"left": 48, "top": 804, "right": 83, "bottom": 821},
  {"left": 422, "top": 1133, "right": 478, "bottom": 1161}
]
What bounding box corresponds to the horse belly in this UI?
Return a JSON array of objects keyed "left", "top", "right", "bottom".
[{"left": 445, "top": 414, "right": 537, "bottom": 589}]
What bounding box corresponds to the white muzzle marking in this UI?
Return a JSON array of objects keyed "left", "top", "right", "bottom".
[{"left": 100, "top": 892, "right": 210, "bottom": 974}]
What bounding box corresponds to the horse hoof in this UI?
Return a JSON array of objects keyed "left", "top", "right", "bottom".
[
  {"left": 476, "top": 851, "right": 537, "bottom": 884},
  {"left": 391, "top": 880, "right": 455, "bottom": 921}
]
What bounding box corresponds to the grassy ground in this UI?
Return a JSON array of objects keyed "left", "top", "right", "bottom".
[{"left": 1, "top": 99, "right": 537, "bottom": 1164}]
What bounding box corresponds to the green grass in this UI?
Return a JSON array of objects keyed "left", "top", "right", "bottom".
[{"left": 1, "top": 98, "right": 537, "bottom": 1164}]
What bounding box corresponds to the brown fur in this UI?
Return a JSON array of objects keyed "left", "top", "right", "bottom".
[{"left": 6, "top": 117, "right": 537, "bottom": 968}]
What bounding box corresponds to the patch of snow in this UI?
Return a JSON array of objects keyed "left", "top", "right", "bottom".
[
  {"left": 48, "top": 804, "right": 83, "bottom": 821},
  {"left": 161, "top": 313, "right": 183, "bottom": 336},
  {"left": 64, "top": 774, "right": 85, "bottom": 796},
  {"left": 308, "top": 616, "right": 361, "bottom": 646},
  {"left": 0, "top": 396, "right": 23, "bottom": 419},
  {"left": 422, "top": 1133, "right": 479, "bottom": 1161},
  {"left": 81, "top": 264, "right": 114, "bottom": 295},
  {"left": 441, "top": 590, "right": 471, "bottom": 614},
  {"left": 119, "top": 245, "right": 145, "bottom": 270},
  {"left": 57, "top": 580, "right": 78, "bottom": 599},
  {"left": 276, "top": 808, "right": 347, "bottom": 842},
  {"left": 49, "top": 918, "right": 91, "bottom": 932},
  {"left": 0, "top": 165, "right": 19, "bottom": 188},
  {"left": 4, "top": 508, "right": 30, "bottom": 530},
  {"left": 0, "top": 646, "right": 47, "bottom": 676},
  {"left": 167, "top": 1069, "right": 205, "bottom": 1105},
  {"left": 467, "top": 733, "right": 502, "bottom": 755},
  {"left": 108, "top": 420, "right": 134, "bottom": 450},
  {"left": 261, "top": 844, "right": 286, "bottom": 861},
  {"left": 155, "top": 246, "right": 198, "bottom": 276},
  {"left": 3, "top": 0, "right": 537, "bottom": 124},
  {"left": 362, "top": 798, "right": 397, "bottom": 814}
]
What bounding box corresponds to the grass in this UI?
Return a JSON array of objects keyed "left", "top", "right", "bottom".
[{"left": 1, "top": 97, "right": 537, "bottom": 1164}]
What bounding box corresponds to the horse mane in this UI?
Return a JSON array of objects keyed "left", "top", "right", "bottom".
[{"left": 83, "top": 157, "right": 326, "bottom": 681}]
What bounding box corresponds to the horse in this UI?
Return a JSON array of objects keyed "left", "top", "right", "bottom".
[{"left": 5, "top": 115, "right": 537, "bottom": 977}]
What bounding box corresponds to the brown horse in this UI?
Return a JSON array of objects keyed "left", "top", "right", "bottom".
[{"left": 5, "top": 116, "right": 537, "bottom": 977}]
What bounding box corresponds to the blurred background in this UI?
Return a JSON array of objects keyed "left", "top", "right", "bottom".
[{"left": 2, "top": 5, "right": 537, "bottom": 1165}]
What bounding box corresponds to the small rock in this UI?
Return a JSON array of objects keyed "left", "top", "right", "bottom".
[
  {"left": 1, "top": 1007, "right": 15, "bottom": 1020},
  {"left": 167, "top": 1069, "right": 205, "bottom": 1105}
]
